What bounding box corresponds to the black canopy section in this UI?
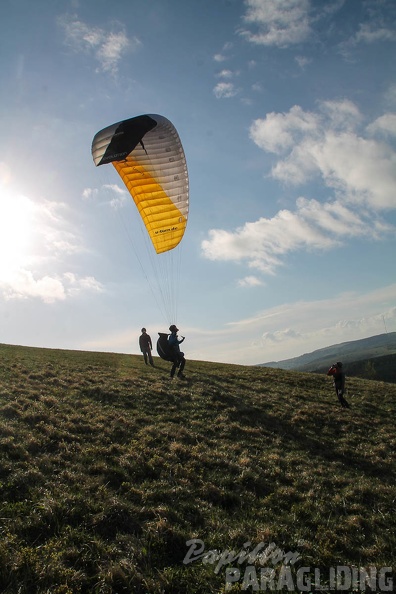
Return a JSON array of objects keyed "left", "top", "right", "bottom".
[{"left": 98, "top": 115, "right": 157, "bottom": 165}]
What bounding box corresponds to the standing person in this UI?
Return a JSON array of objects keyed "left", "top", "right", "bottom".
[
  {"left": 139, "top": 328, "right": 154, "bottom": 366},
  {"left": 168, "top": 324, "right": 186, "bottom": 379},
  {"left": 327, "top": 361, "right": 350, "bottom": 408}
]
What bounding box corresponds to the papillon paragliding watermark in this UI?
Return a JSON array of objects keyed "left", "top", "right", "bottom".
[{"left": 183, "top": 538, "right": 393, "bottom": 591}]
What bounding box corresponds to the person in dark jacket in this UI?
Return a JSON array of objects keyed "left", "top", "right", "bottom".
[
  {"left": 327, "top": 361, "right": 350, "bottom": 408},
  {"left": 168, "top": 324, "right": 186, "bottom": 379},
  {"left": 139, "top": 328, "right": 154, "bottom": 366}
]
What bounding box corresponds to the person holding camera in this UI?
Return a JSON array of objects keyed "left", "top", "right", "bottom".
[{"left": 327, "top": 361, "right": 350, "bottom": 408}]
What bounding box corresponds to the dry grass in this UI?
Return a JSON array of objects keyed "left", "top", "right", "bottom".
[{"left": 0, "top": 343, "right": 395, "bottom": 593}]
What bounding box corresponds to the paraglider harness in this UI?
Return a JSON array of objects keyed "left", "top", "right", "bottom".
[{"left": 157, "top": 333, "right": 184, "bottom": 365}]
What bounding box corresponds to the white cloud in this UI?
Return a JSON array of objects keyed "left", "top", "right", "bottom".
[
  {"left": 353, "top": 23, "right": 396, "bottom": 45},
  {"left": 97, "top": 31, "right": 134, "bottom": 73},
  {"left": 0, "top": 162, "right": 11, "bottom": 185},
  {"left": 319, "top": 99, "right": 362, "bottom": 130},
  {"left": 262, "top": 328, "right": 302, "bottom": 343},
  {"left": 2, "top": 271, "right": 104, "bottom": 303},
  {"left": 338, "top": 5, "right": 396, "bottom": 59},
  {"left": 36, "top": 200, "right": 86, "bottom": 258},
  {"left": 216, "top": 69, "right": 234, "bottom": 79},
  {"left": 213, "top": 53, "right": 227, "bottom": 62},
  {"left": 240, "top": 0, "right": 394, "bottom": 58},
  {"left": 239, "top": 0, "right": 311, "bottom": 47},
  {"left": 384, "top": 84, "right": 396, "bottom": 110},
  {"left": 82, "top": 187, "right": 98, "bottom": 200},
  {"left": 0, "top": 193, "right": 84, "bottom": 281},
  {"left": 188, "top": 285, "right": 396, "bottom": 365},
  {"left": 58, "top": 14, "right": 139, "bottom": 74},
  {"left": 213, "top": 42, "right": 233, "bottom": 63},
  {"left": 298, "top": 133, "right": 396, "bottom": 209},
  {"left": 250, "top": 101, "right": 396, "bottom": 209},
  {"left": 2, "top": 271, "right": 67, "bottom": 303},
  {"left": 249, "top": 105, "right": 319, "bottom": 153},
  {"left": 238, "top": 275, "right": 264, "bottom": 287},
  {"left": 63, "top": 273, "right": 104, "bottom": 298},
  {"left": 259, "top": 298, "right": 396, "bottom": 362},
  {"left": 202, "top": 99, "right": 396, "bottom": 273},
  {"left": 84, "top": 183, "right": 128, "bottom": 209},
  {"left": 366, "top": 113, "right": 396, "bottom": 137},
  {"left": 102, "top": 184, "right": 128, "bottom": 209},
  {"left": 295, "top": 55, "right": 311, "bottom": 69},
  {"left": 0, "top": 187, "right": 103, "bottom": 304},
  {"left": 213, "top": 82, "right": 239, "bottom": 99},
  {"left": 201, "top": 196, "right": 388, "bottom": 274}
]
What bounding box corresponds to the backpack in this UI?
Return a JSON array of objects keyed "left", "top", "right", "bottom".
[{"left": 157, "top": 333, "right": 177, "bottom": 362}]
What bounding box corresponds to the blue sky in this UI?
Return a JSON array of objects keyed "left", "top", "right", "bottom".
[{"left": 0, "top": 0, "right": 395, "bottom": 365}]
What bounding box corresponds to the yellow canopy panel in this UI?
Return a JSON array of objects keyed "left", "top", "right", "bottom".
[{"left": 92, "top": 114, "right": 189, "bottom": 254}]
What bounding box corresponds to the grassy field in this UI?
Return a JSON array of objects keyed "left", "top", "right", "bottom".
[{"left": 0, "top": 343, "right": 395, "bottom": 593}]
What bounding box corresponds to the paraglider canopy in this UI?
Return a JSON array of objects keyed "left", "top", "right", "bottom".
[{"left": 91, "top": 114, "right": 189, "bottom": 254}]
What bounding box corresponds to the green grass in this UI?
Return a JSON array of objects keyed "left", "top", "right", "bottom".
[{"left": 0, "top": 343, "right": 395, "bottom": 593}]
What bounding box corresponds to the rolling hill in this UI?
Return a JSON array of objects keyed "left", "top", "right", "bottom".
[
  {"left": 260, "top": 332, "right": 396, "bottom": 380},
  {"left": 0, "top": 342, "right": 395, "bottom": 593}
]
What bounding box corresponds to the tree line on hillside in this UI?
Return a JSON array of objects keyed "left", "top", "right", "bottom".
[{"left": 313, "top": 353, "right": 396, "bottom": 384}]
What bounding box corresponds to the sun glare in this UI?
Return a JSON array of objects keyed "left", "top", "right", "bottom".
[{"left": 0, "top": 192, "right": 34, "bottom": 281}]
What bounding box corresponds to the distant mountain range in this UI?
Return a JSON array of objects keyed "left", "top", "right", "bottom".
[{"left": 260, "top": 332, "right": 396, "bottom": 382}]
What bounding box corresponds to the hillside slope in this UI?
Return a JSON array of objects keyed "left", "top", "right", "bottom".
[
  {"left": 261, "top": 332, "right": 396, "bottom": 374},
  {"left": 311, "top": 353, "right": 396, "bottom": 384},
  {"left": 0, "top": 343, "right": 395, "bottom": 593}
]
